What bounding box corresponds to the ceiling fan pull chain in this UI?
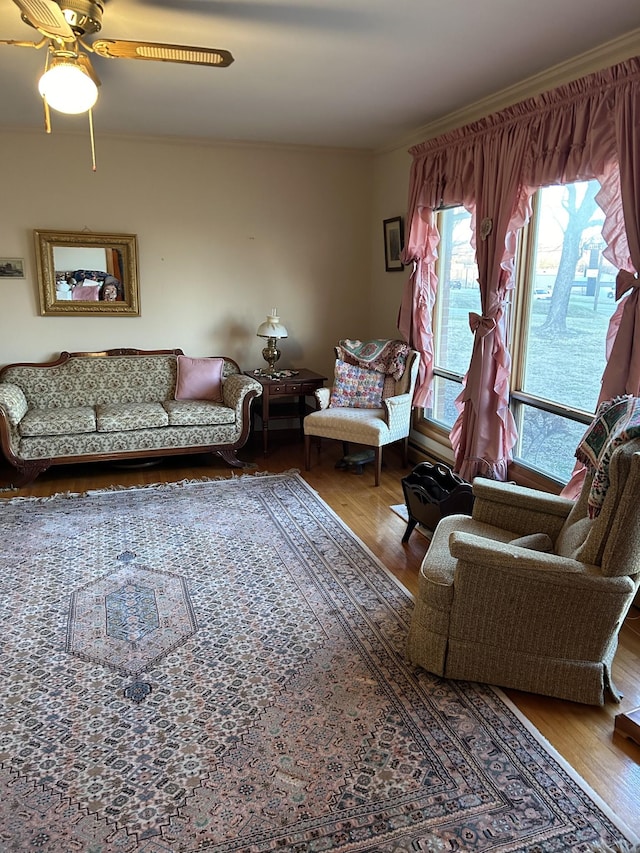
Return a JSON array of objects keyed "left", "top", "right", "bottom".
[
  {"left": 88, "top": 107, "right": 97, "bottom": 172},
  {"left": 43, "top": 97, "right": 51, "bottom": 133},
  {"left": 42, "top": 49, "right": 51, "bottom": 133}
]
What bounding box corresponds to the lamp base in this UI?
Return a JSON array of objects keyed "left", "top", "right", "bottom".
[{"left": 261, "top": 337, "right": 281, "bottom": 373}]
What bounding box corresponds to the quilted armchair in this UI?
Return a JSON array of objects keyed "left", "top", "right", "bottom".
[
  {"left": 406, "top": 437, "right": 640, "bottom": 705},
  {"left": 304, "top": 346, "right": 419, "bottom": 486}
]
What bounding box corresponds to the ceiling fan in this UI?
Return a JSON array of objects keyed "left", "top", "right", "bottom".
[
  {"left": 1, "top": 0, "right": 233, "bottom": 115},
  {"left": 1, "top": 0, "right": 234, "bottom": 167}
]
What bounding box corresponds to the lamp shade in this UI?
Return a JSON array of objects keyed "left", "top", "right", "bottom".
[
  {"left": 256, "top": 309, "right": 288, "bottom": 339},
  {"left": 38, "top": 59, "right": 98, "bottom": 115}
]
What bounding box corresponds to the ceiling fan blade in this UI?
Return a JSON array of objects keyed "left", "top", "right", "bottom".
[
  {"left": 77, "top": 51, "right": 101, "bottom": 86},
  {"left": 12, "top": 0, "right": 75, "bottom": 40},
  {"left": 91, "top": 39, "right": 234, "bottom": 67}
]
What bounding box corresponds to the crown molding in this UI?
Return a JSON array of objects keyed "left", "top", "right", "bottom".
[
  {"left": 0, "top": 123, "right": 372, "bottom": 157},
  {"left": 380, "top": 28, "right": 640, "bottom": 156}
]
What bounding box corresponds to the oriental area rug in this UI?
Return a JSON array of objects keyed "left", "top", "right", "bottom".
[{"left": 0, "top": 473, "right": 636, "bottom": 853}]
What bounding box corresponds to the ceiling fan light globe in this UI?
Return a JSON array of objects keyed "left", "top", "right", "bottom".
[{"left": 38, "top": 62, "right": 98, "bottom": 114}]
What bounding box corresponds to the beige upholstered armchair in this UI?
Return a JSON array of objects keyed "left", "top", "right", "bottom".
[
  {"left": 406, "top": 438, "right": 640, "bottom": 705},
  {"left": 304, "top": 345, "right": 419, "bottom": 486}
]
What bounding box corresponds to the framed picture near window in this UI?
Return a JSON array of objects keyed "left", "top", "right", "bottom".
[{"left": 383, "top": 216, "right": 404, "bottom": 272}]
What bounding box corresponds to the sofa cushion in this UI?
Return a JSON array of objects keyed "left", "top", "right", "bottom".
[
  {"left": 96, "top": 402, "right": 168, "bottom": 433},
  {"left": 175, "top": 356, "right": 224, "bottom": 402},
  {"left": 163, "top": 400, "right": 236, "bottom": 426},
  {"left": 19, "top": 406, "right": 97, "bottom": 437}
]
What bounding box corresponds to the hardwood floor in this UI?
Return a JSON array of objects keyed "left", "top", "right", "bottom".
[{"left": 1, "top": 432, "right": 639, "bottom": 835}]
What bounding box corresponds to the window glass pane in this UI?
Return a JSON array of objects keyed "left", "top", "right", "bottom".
[
  {"left": 513, "top": 404, "right": 587, "bottom": 482},
  {"left": 434, "top": 208, "right": 481, "bottom": 377},
  {"left": 521, "top": 182, "right": 617, "bottom": 412},
  {"left": 425, "top": 375, "right": 462, "bottom": 428}
]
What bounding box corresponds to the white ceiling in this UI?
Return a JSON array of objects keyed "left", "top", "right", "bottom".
[{"left": 0, "top": 0, "right": 639, "bottom": 151}]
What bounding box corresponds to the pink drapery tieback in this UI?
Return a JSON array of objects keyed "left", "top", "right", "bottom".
[
  {"left": 468, "top": 313, "right": 496, "bottom": 336},
  {"left": 615, "top": 269, "right": 639, "bottom": 300}
]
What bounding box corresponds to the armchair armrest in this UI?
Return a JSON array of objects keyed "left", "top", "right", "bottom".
[
  {"left": 315, "top": 387, "right": 331, "bottom": 410},
  {"left": 471, "top": 477, "right": 574, "bottom": 539},
  {"left": 449, "top": 530, "right": 592, "bottom": 583},
  {"left": 449, "top": 530, "right": 635, "bottom": 596},
  {"left": 383, "top": 392, "right": 412, "bottom": 433},
  {"left": 446, "top": 530, "right": 635, "bottom": 665}
]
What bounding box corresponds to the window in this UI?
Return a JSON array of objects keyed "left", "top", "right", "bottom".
[
  {"left": 426, "top": 207, "right": 480, "bottom": 428},
  {"left": 422, "top": 181, "right": 618, "bottom": 484},
  {"left": 511, "top": 182, "right": 617, "bottom": 481}
]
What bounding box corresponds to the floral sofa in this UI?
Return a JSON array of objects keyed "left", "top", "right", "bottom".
[{"left": 0, "top": 348, "right": 262, "bottom": 485}]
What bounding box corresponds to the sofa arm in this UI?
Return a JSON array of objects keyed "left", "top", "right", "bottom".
[
  {"left": 471, "top": 477, "right": 574, "bottom": 538},
  {"left": 0, "top": 382, "right": 28, "bottom": 426},
  {"left": 222, "top": 373, "right": 262, "bottom": 415}
]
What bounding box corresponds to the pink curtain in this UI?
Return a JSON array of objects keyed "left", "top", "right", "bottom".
[
  {"left": 600, "top": 71, "right": 640, "bottom": 399},
  {"left": 398, "top": 143, "right": 470, "bottom": 407},
  {"left": 399, "top": 134, "right": 477, "bottom": 408},
  {"left": 398, "top": 257, "right": 438, "bottom": 407},
  {"left": 559, "top": 70, "right": 640, "bottom": 497},
  {"left": 448, "top": 122, "right": 531, "bottom": 480},
  {"left": 400, "top": 56, "right": 640, "bottom": 482}
]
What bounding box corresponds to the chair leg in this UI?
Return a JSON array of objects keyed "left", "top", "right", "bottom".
[
  {"left": 342, "top": 441, "right": 350, "bottom": 457},
  {"left": 374, "top": 447, "right": 382, "bottom": 486},
  {"left": 402, "top": 436, "right": 409, "bottom": 467}
]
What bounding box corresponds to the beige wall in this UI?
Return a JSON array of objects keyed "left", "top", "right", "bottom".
[
  {"left": 369, "top": 145, "right": 412, "bottom": 339},
  {"left": 0, "top": 129, "right": 375, "bottom": 381}
]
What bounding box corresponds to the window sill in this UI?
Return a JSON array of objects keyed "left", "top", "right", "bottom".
[{"left": 411, "top": 419, "right": 564, "bottom": 495}]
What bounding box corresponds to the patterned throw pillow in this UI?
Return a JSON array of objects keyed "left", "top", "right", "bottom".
[
  {"left": 175, "top": 356, "right": 224, "bottom": 402},
  {"left": 329, "top": 359, "right": 385, "bottom": 409}
]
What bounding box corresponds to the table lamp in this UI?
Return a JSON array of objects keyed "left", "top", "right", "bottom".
[{"left": 256, "top": 308, "right": 288, "bottom": 374}]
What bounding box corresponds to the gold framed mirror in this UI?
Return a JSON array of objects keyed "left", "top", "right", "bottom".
[{"left": 35, "top": 230, "right": 140, "bottom": 316}]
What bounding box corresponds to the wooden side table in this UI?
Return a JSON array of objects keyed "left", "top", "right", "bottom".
[
  {"left": 614, "top": 707, "right": 640, "bottom": 746},
  {"left": 244, "top": 369, "right": 327, "bottom": 455}
]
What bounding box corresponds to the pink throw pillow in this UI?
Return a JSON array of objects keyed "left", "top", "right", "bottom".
[{"left": 175, "top": 356, "right": 224, "bottom": 402}]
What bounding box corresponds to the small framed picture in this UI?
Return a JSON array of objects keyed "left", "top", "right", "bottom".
[
  {"left": 0, "top": 258, "right": 25, "bottom": 279},
  {"left": 383, "top": 217, "right": 404, "bottom": 272}
]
